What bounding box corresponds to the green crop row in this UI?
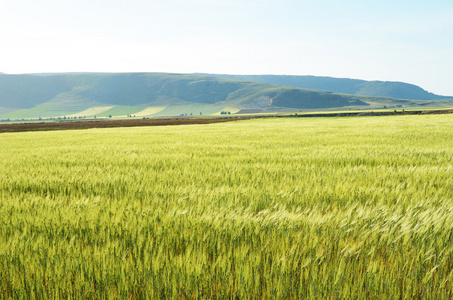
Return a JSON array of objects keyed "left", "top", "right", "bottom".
[{"left": 0, "top": 115, "right": 452, "bottom": 298}]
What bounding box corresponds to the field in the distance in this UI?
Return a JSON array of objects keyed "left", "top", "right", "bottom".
[
  {"left": 1, "top": 116, "right": 453, "bottom": 298},
  {"left": 0, "top": 104, "right": 242, "bottom": 120}
]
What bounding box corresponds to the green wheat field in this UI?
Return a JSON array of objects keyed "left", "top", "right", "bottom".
[{"left": 1, "top": 115, "right": 453, "bottom": 298}]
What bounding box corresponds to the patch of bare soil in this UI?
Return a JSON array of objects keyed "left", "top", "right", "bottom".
[{"left": 0, "top": 117, "right": 253, "bottom": 133}]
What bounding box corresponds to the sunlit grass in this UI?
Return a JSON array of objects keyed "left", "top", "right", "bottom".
[
  {"left": 0, "top": 115, "right": 452, "bottom": 298},
  {"left": 66, "top": 106, "right": 114, "bottom": 118},
  {"left": 130, "top": 106, "right": 166, "bottom": 117}
]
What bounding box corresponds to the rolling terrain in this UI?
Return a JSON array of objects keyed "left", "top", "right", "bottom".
[
  {"left": 0, "top": 72, "right": 451, "bottom": 120},
  {"left": 199, "top": 74, "right": 450, "bottom": 100}
]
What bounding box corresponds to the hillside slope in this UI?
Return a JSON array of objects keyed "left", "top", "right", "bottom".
[
  {"left": 0, "top": 73, "right": 371, "bottom": 111},
  {"left": 199, "top": 74, "right": 450, "bottom": 100}
]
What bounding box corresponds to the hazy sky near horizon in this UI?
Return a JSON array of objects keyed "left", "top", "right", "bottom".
[{"left": 1, "top": 0, "right": 452, "bottom": 95}]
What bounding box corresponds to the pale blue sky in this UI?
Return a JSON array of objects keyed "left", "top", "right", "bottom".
[{"left": 1, "top": 0, "right": 452, "bottom": 95}]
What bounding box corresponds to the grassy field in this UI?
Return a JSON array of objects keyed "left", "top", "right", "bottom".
[
  {"left": 93, "top": 105, "right": 152, "bottom": 118},
  {"left": 0, "top": 104, "right": 242, "bottom": 121},
  {"left": 130, "top": 107, "right": 166, "bottom": 117},
  {"left": 0, "top": 115, "right": 453, "bottom": 298},
  {"left": 66, "top": 106, "right": 115, "bottom": 118},
  {"left": 147, "top": 104, "right": 237, "bottom": 117},
  {"left": 0, "top": 105, "right": 90, "bottom": 119}
]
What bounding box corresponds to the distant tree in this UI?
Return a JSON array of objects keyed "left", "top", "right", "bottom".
[{"left": 109, "top": 115, "right": 112, "bottom": 118}]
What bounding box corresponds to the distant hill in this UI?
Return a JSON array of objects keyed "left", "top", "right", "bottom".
[
  {"left": 0, "top": 74, "right": 71, "bottom": 108},
  {"left": 198, "top": 74, "right": 450, "bottom": 100},
  {"left": 0, "top": 73, "right": 371, "bottom": 110},
  {"left": 1, "top": 72, "right": 451, "bottom": 120}
]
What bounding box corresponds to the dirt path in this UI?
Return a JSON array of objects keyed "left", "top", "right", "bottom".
[{"left": 0, "top": 117, "right": 253, "bottom": 133}]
